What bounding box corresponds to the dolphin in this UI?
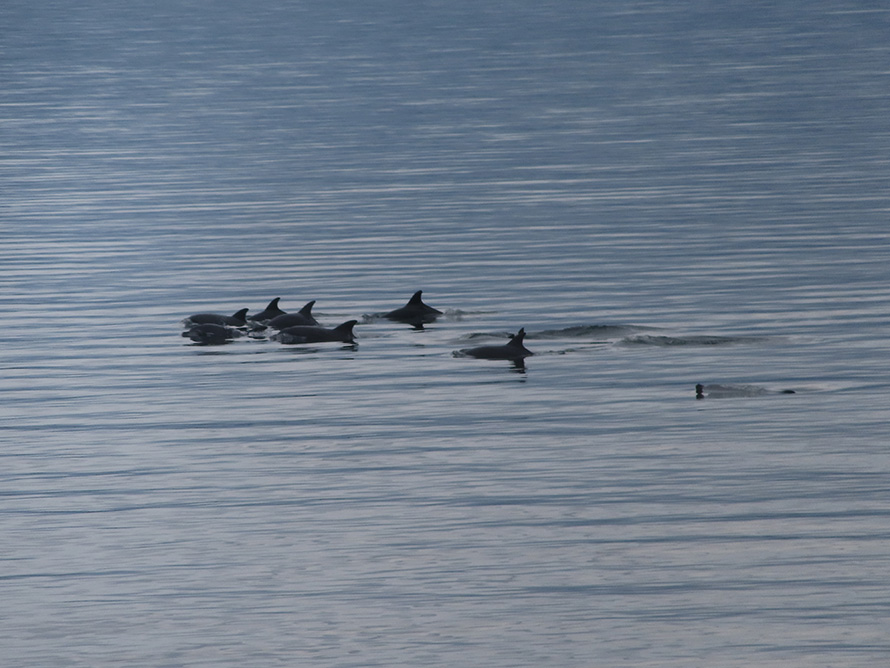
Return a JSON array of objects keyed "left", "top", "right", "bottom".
[
  {"left": 696, "top": 383, "right": 796, "bottom": 399},
  {"left": 458, "top": 328, "right": 534, "bottom": 360},
  {"left": 182, "top": 307, "right": 249, "bottom": 328},
  {"left": 247, "top": 297, "right": 286, "bottom": 323},
  {"left": 384, "top": 290, "right": 443, "bottom": 326},
  {"left": 266, "top": 301, "right": 320, "bottom": 329},
  {"left": 182, "top": 323, "right": 243, "bottom": 345},
  {"left": 272, "top": 319, "right": 357, "bottom": 345}
]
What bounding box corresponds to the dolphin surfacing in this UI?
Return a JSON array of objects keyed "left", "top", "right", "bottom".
[
  {"left": 696, "top": 383, "right": 796, "bottom": 399},
  {"left": 266, "top": 301, "right": 320, "bottom": 330},
  {"left": 182, "top": 323, "right": 243, "bottom": 345},
  {"left": 384, "top": 290, "right": 443, "bottom": 326},
  {"left": 272, "top": 319, "right": 357, "bottom": 345},
  {"left": 248, "top": 297, "right": 286, "bottom": 323},
  {"left": 182, "top": 308, "right": 249, "bottom": 328},
  {"left": 458, "top": 328, "right": 534, "bottom": 361}
]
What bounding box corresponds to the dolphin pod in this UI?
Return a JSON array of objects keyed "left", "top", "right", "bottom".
[
  {"left": 180, "top": 295, "right": 791, "bottom": 393},
  {"left": 180, "top": 293, "right": 536, "bottom": 367},
  {"left": 180, "top": 293, "right": 455, "bottom": 346}
]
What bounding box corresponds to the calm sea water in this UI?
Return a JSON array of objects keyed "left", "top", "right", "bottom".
[{"left": 2, "top": 1, "right": 889, "bottom": 666}]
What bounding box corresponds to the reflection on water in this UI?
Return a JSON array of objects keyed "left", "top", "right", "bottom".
[{"left": 2, "top": 1, "right": 890, "bottom": 666}]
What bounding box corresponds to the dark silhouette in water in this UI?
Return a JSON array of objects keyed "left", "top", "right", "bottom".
[
  {"left": 182, "top": 308, "right": 249, "bottom": 328},
  {"left": 696, "top": 383, "right": 796, "bottom": 399},
  {"left": 458, "top": 328, "right": 534, "bottom": 361},
  {"left": 248, "top": 297, "right": 286, "bottom": 323},
  {"left": 384, "top": 290, "right": 443, "bottom": 327},
  {"left": 182, "top": 323, "right": 243, "bottom": 345},
  {"left": 266, "top": 301, "right": 320, "bottom": 329},
  {"left": 272, "top": 320, "right": 357, "bottom": 345}
]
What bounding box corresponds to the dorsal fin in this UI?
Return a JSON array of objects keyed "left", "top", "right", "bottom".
[
  {"left": 334, "top": 319, "right": 358, "bottom": 333},
  {"left": 299, "top": 300, "right": 316, "bottom": 316},
  {"left": 508, "top": 328, "right": 526, "bottom": 346},
  {"left": 407, "top": 290, "right": 423, "bottom": 305},
  {"left": 266, "top": 298, "right": 281, "bottom": 309},
  {"left": 232, "top": 308, "right": 249, "bottom": 322}
]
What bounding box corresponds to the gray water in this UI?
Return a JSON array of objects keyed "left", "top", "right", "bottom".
[{"left": 2, "top": 1, "right": 889, "bottom": 666}]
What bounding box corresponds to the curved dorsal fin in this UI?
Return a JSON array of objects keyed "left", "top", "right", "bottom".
[
  {"left": 266, "top": 297, "right": 281, "bottom": 309},
  {"left": 299, "top": 300, "right": 316, "bottom": 316},
  {"left": 334, "top": 319, "right": 358, "bottom": 333},
  {"left": 232, "top": 308, "right": 249, "bottom": 322},
  {"left": 508, "top": 328, "right": 526, "bottom": 346},
  {"left": 407, "top": 290, "right": 423, "bottom": 305}
]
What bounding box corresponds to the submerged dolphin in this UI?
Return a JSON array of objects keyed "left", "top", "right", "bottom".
[
  {"left": 695, "top": 383, "right": 796, "bottom": 399},
  {"left": 248, "top": 297, "right": 286, "bottom": 323},
  {"left": 182, "top": 307, "right": 249, "bottom": 328},
  {"left": 266, "top": 301, "right": 320, "bottom": 329},
  {"left": 182, "top": 323, "right": 243, "bottom": 345},
  {"left": 384, "top": 290, "right": 443, "bottom": 326},
  {"left": 458, "top": 328, "right": 534, "bottom": 361},
  {"left": 272, "top": 320, "right": 357, "bottom": 345}
]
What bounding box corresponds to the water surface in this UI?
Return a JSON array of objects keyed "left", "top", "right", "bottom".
[{"left": 2, "top": 1, "right": 889, "bottom": 666}]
